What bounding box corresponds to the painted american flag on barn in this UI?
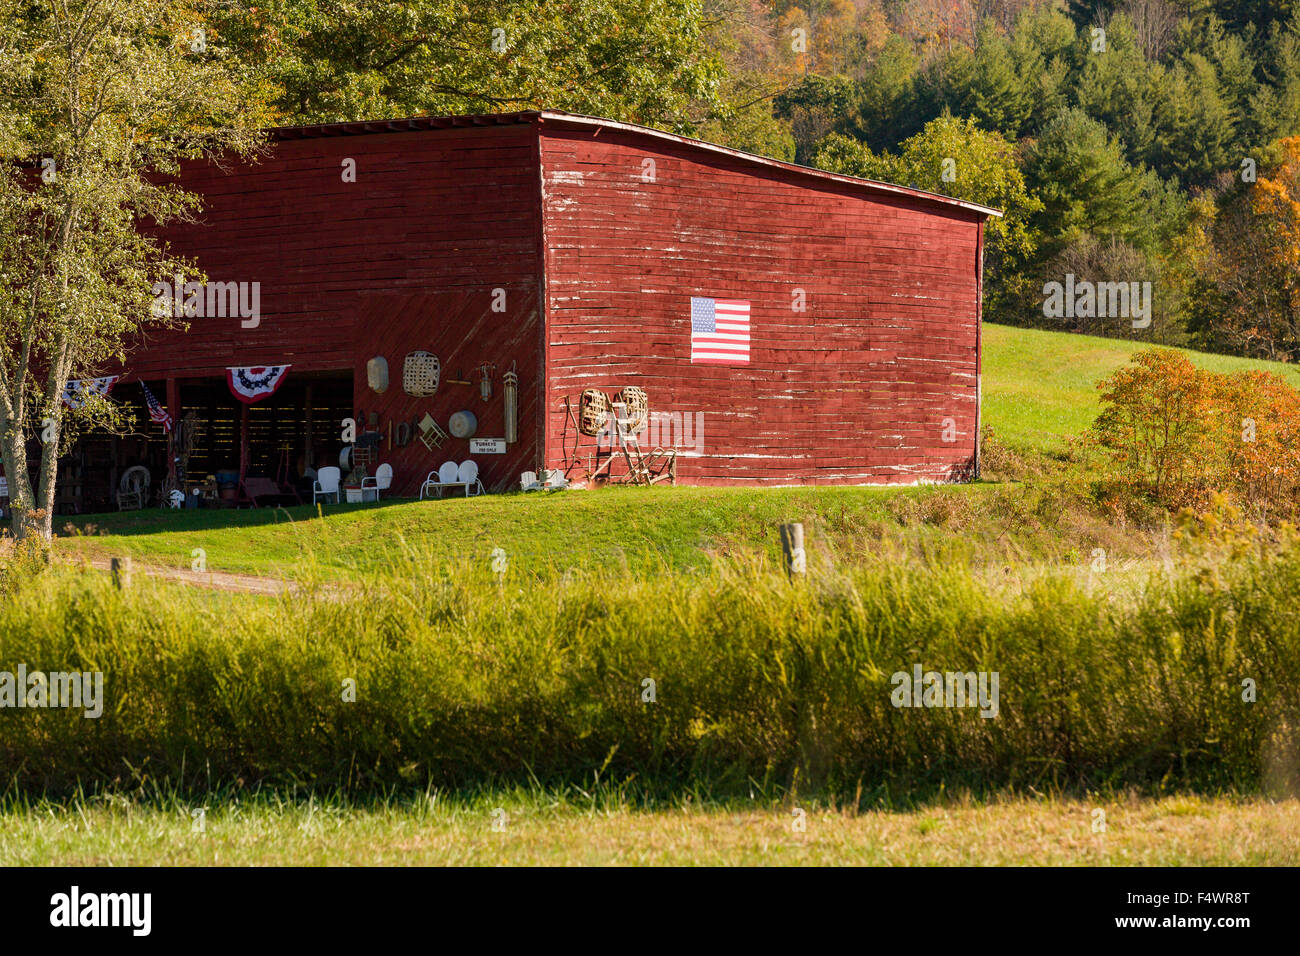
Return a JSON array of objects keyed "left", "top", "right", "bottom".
[{"left": 690, "top": 297, "right": 750, "bottom": 366}]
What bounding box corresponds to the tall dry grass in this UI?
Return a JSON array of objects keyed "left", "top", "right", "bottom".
[{"left": 1, "top": 534, "right": 1296, "bottom": 797}]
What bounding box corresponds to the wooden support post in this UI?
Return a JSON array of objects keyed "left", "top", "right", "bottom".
[
  {"left": 303, "top": 384, "right": 314, "bottom": 469},
  {"left": 165, "top": 377, "right": 180, "bottom": 485},
  {"left": 111, "top": 556, "right": 131, "bottom": 589},
  {"left": 974, "top": 220, "right": 985, "bottom": 482},
  {"left": 238, "top": 403, "right": 250, "bottom": 483},
  {"left": 780, "top": 523, "right": 806, "bottom": 579}
]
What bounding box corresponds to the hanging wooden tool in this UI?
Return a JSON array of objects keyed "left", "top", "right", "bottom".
[
  {"left": 503, "top": 361, "right": 518, "bottom": 443},
  {"left": 614, "top": 386, "right": 648, "bottom": 432},
  {"left": 578, "top": 388, "right": 610, "bottom": 437},
  {"left": 367, "top": 357, "right": 389, "bottom": 393},
  {"left": 477, "top": 363, "right": 497, "bottom": 401}
]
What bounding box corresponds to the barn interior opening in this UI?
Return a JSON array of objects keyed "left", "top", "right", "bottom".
[{"left": 12, "top": 370, "right": 354, "bottom": 515}]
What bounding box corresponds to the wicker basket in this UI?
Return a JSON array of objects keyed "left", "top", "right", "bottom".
[
  {"left": 614, "top": 386, "right": 649, "bottom": 431},
  {"left": 402, "top": 351, "right": 441, "bottom": 397},
  {"left": 578, "top": 388, "right": 610, "bottom": 437}
]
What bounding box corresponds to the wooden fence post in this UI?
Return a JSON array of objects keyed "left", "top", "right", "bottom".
[
  {"left": 111, "top": 556, "right": 131, "bottom": 590},
  {"left": 780, "top": 523, "right": 806, "bottom": 579}
]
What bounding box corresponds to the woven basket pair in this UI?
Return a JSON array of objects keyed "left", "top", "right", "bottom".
[{"left": 579, "top": 386, "right": 648, "bottom": 435}]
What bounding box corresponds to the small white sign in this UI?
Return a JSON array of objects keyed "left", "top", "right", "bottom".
[{"left": 470, "top": 438, "right": 506, "bottom": 455}]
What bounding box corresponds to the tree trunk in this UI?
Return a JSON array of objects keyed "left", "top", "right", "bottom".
[
  {"left": 33, "top": 415, "right": 61, "bottom": 540},
  {"left": 4, "top": 347, "right": 72, "bottom": 544},
  {"left": 23, "top": 333, "right": 76, "bottom": 543},
  {"left": 0, "top": 423, "right": 45, "bottom": 541}
]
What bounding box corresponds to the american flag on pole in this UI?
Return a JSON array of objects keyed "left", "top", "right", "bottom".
[
  {"left": 140, "top": 381, "right": 172, "bottom": 433},
  {"left": 690, "top": 297, "right": 750, "bottom": 366}
]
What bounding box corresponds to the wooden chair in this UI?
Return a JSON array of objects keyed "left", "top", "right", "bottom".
[{"left": 116, "top": 466, "right": 150, "bottom": 510}]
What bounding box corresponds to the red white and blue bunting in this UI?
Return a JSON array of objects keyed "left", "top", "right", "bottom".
[
  {"left": 226, "top": 365, "right": 291, "bottom": 404},
  {"left": 61, "top": 375, "right": 119, "bottom": 408}
]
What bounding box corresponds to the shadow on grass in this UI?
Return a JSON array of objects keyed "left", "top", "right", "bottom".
[{"left": 58, "top": 499, "right": 410, "bottom": 538}]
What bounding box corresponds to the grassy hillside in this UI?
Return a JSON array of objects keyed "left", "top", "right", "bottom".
[
  {"left": 982, "top": 324, "right": 1300, "bottom": 453},
  {"left": 15, "top": 326, "right": 1300, "bottom": 855},
  {"left": 55, "top": 484, "right": 995, "bottom": 579}
]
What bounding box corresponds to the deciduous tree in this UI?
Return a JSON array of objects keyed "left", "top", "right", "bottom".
[
  {"left": 1185, "top": 136, "right": 1300, "bottom": 361},
  {"left": 812, "top": 114, "right": 1042, "bottom": 318},
  {"left": 213, "top": 0, "right": 725, "bottom": 131},
  {"left": 0, "top": 0, "right": 268, "bottom": 541}
]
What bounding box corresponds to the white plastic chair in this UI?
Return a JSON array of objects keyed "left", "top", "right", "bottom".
[
  {"left": 313, "top": 465, "right": 341, "bottom": 504},
  {"left": 361, "top": 463, "right": 392, "bottom": 501},
  {"left": 457, "top": 459, "right": 485, "bottom": 497}
]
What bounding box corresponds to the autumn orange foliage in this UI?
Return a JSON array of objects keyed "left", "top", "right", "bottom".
[
  {"left": 1190, "top": 136, "right": 1300, "bottom": 360},
  {"left": 1090, "top": 349, "right": 1300, "bottom": 518}
]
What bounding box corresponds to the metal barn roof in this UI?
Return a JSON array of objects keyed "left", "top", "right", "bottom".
[{"left": 267, "top": 109, "right": 1004, "bottom": 219}]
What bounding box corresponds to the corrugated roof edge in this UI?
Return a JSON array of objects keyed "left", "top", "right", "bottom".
[{"left": 267, "top": 109, "right": 1003, "bottom": 219}]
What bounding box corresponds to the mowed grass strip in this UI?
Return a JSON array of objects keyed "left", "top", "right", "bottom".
[
  {"left": 53, "top": 483, "right": 998, "bottom": 581},
  {"left": 2, "top": 795, "right": 1294, "bottom": 866}
]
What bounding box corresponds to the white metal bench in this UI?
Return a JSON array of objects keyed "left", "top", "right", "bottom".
[
  {"left": 520, "top": 468, "right": 569, "bottom": 491},
  {"left": 420, "top": 460, "right": 485, "bottom": 499}
]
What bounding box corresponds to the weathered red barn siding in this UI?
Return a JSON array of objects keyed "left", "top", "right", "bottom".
[
  {"left": 537, "top": 122, "right": 984, "bottom": 485},
  {"left": 122, "top": 121, "right": 546, "bottom": 495},
  {"left": 346, "top": 287, "right": 543, "bottom": 495},
  {"left": 107, "top": 111, "right": 990, "bottom": 497}
]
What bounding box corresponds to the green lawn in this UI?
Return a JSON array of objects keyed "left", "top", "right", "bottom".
[
  {"left": 982, "top": 324, "right": 1300, "bottom": 452},
  {"left": 56, "top": 483, "right": 1010, "bottom": 580}
]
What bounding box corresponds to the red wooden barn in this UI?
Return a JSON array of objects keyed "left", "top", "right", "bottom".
[{"left": 48, "top": 110, "right": 1000, "bottom": 510}]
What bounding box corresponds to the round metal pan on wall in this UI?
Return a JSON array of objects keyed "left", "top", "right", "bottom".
[{"left": 448, "top": 410, "right": 478, "bottom": 439}]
